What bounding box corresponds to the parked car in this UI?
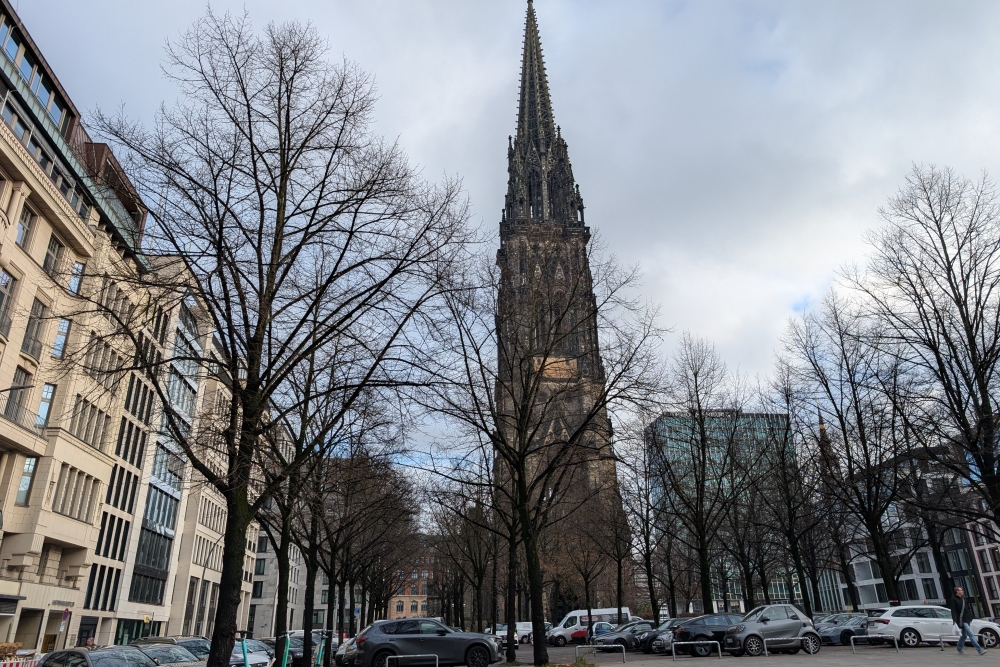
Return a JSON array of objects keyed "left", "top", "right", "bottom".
[
  {"left": 668, "top": 614, "right": 744, "bottom": 657},
  {"left": 647, "top": 619, "right": 687, "bottom": 654},
  {"left": 261, "top": 635, "right": 320, "bottom": 667},
  {"left": 39, "top": 647, "right": 158, "bottom": 667},
  {"left": 594, "top": 621, "right": 654, "bottom": 651},
  {"left": 132, "top": 636, "right": 269, "bottom": 667},
  {"left": 723, "top": 604, "right": 821, "bottom": 657},
  {"left": 335, "top": 638, "right": 356, "bottom": 667},
  {"left": 132, "top": 645, "right": 204, "bottom": 667},
  {"left": 817, "top": 615, "right": 869, "bottom": 646},
  {"left": 546, "top": 608, "right": 633, "bottom": 646},
  {"left": 353, "top": 618, "right": 501, "bottom": 667},
  {"left": 867, "top": 605, "right": 1000, "bottom": 648}
]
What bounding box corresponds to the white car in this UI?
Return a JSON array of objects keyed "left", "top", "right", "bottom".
[{"left": 868, "top": 605, "right": 1000, "bottom": 648}]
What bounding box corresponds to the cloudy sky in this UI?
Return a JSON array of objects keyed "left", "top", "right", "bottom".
[{"left": 20, "top": 0, "right": 1000, "bottom": 377}]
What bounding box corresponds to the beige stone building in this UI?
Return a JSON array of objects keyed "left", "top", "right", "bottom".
[{"left": 0, "top": 0, "right": 255, "bottom": 650}]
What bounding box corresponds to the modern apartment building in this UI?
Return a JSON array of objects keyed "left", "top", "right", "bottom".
[
  {"left": 247, "top": 538, "right": 305, "bottom": 639},
  {"left": 0, "top": 0, "right": 256, "bottom": 650}
]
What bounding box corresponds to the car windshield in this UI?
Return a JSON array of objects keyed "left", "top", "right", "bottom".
[
  {"left": 177, "top": 642, "right": 210, "bottom": 659},
  {"left": 742, "top": 607, "right": 767, "bottom": 623},
  {"left": 138, "top": 646, "right": 201, "bottom": 665},
  {"left": 613, "top": 623, "right": 633, "bottom": 632},
  {"left": 92, "top": 651, "right": 159, "bottom": 667}
]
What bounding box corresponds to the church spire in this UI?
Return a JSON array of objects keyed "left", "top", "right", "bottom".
[
  {"left": 517, "top": 0, "right": 556, "bottom": 156},
  {"left": 503, "top": 1, "right": 584, "bottom": 226}
]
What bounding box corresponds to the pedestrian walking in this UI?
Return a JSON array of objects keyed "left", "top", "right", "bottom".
[{"left": 950, "top": 587, "right": 986, "bottom": 656}]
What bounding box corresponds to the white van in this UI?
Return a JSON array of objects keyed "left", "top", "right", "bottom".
[
  {"left": 547, "top": 608, "right": 633, "bottom": 646},
  {"left": 515, "top": 622, "right": 533, "bottom": 643}
]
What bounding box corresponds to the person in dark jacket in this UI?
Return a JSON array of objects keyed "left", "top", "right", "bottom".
[{"left": 950, "top": 587, "right": 986, "bottom": 655}]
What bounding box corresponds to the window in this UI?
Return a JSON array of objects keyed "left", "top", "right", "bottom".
[
  {"left": 52, "top": 319, "right": 71, "bottom": 358},
  {"left": 151, "top": 445, "right": 183, "bottom": 492},
  {"left": 43, "top": 235, "right": 63, "bottom": 275},
  {"left": 18, "top": 49, "right": 35, "bottom": 85},
  {"left": 144, "top": 487, "right": 180, "bottom": 531},
  {"left": 421, "top": 570, "right": 428, "bottom": 579},
  {"left": 128, "top": 573, "right": 166, "bottom": 606},
  {"left": 257, "top": 536, "right": 268, "bottom": 553},
  {"left": 3, "top": 28, "right": 19, "bottom": 62},
  {"left": 5, "top": 366, "right": 32, "bottom": 420},
  {"left": 410, "top": 585, "right": 418, "bottom": 596},
  {"left": 69, "top": 395, "right": 111, "bottom": 450},
  {"left": 252, "top": 581, "right": 263, "bottom": 598},
  {"left": 421, "top": 601, "right": 427, "bottom": 612},
  {"left": 396, "top": 601, "right": 403, "bottom": 613},
  {"left": 321, "top": 589, "right": 329, "bottom": 604},
  {"left": 15, "top": 456, "right": 37, "bottom": 505},
  {"left": 21, "top": 298, "right": 47, "bottom": 359},
  {"left": 981, "top": 550, "right": 992, "bottom": 573},
  {"left": 916, "top": 552, "right": 932, "bottom": 574},
  {"left": 255, "top": 559, "right": 266, "bottom": 576},
  {"left": 15, "top": 207, "right": 32, "bottom": 249},
  {"left": 412, "top": 570, "right": 418, "bottom": 580},
  {"left": 421, "top": 584, "right": 427, "bottom": 595},
  {"left": 35, "top": 383, "right": 55, "bottom": 427},
  {"left": 922, "top": 578, "right": 938, "bottom": 599},
  {"left": 0, "top": 269, "right": 16, "bottom": 335},
  {"left": 976, "top": 525, "right": 988, "bottom": 546},
  {"left": 992, "top": 548, "right": 1000, "bottom": 571},
  {"left": 988, "top": 577, "right": 999, "bottom": 600},
  {"left": 901, "top": 578, "right": 919, "bottom": 601},
  {"left": 68, "top": 262, "right": 85, "bottom": 294},
  {"left": 312, "top": 610, "right": 324, "bottom": 626},
  {"left": 410, "top": 601, "right": 418, "bottom": 613}
]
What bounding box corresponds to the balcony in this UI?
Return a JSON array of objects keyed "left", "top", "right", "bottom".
[
  {"left": 0, "top": 559, "right": 78, "bottom": 589},
  {"left": 0, "top": 391, "right": 44, "bottom": 438}
]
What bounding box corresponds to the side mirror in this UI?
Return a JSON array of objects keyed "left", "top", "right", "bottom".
[
  {"left": 760, "top": 617, "right": 770, "bottom": 623},
  {"left": 436, "top": 630, "right": 448, "bottom": 637}
]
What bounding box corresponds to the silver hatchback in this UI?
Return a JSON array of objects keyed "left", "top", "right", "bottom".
[
  {"left": 723, "top": 604, "right": 821, "bottom": 657},
  {"left": 354, "top": 618, "right": 501, "bottom": 667}
]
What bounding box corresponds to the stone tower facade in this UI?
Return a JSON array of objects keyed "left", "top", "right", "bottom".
[{"left": 495, "top": 1, "right": 615, "bottom": 494}]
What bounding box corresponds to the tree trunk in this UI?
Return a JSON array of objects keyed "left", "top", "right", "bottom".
[
  {"left": 348, "top": 577, "right": 356, "bottom": 637},
  {"left": 790, "top": 543, "right": 813, "bottom": 616},
  {"left": 515, "top": 490, "right": 548, "bottom": 666},
  {"left": 837, "top": 543, "right": 860, "bottom": 610},
  {"left": 644, "top": 549, "right": 660, "bottom": 624},
  {"left": 585, "top": 580, "right": 594, "bottom": 642},
  {"left": 505, "top": 537, "right": 517, "bottom": 662},
  {"left": 758, "top": 562, "right": 771, "bottom": 604},
  {"left": 698, "top": 539, "right": 713, "bottom": 614},
  {"left": 301, "top": 517, "right": 318, "bottom": 667},
  {"left": 325, "top": 574, "right": 337, "bottom": 667},
  {"left": 617, "top": 558, "right": 624, "bottom": 625},
  {"left": 207, "top": 491, "right": 254, "bottom": 667}
]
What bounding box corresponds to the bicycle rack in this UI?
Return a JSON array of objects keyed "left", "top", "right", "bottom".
[
  {"left": 670, "top": 641, "right": 721, "bottom": 660},
  {"left": 936, "top": 633, "right": 988, "bottom": 651},
  {"left": 849, "top": 634, "right": 899, "bottom": 654},
  {"left": 385, "top": 655, "right": 439, "bottom": 667},
  {"left": 762, "top": 637, "right": 819, "bottom": 657},
  {"left": 574, "top": 644, "right": 626, "bottom": 663}
]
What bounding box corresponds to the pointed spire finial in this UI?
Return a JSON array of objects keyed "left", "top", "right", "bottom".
[{"left": 516, "top": 0, "right": 555, "bottom": 154}]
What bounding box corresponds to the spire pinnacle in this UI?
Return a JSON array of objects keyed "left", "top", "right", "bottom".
[{"left": 517, "top": 0, "right": 556, "bottom": 155}]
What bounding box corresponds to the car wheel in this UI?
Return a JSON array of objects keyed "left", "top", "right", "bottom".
[
  {"left": 840, "top": 631, "right": 853, "bottom": 646},
  {"left": 899, "top": 628, "right": 920, "bottom": 648},
  {"left": 642, "top": 639, "right": 653, "bottom": 654},
  {"left": 801, "top": 633, "right": 821, "bottom": 655},
  {"left": 744, "top": 636, "right": 765, "bottom": 657},
  {"left": 466, "top": 646, "right": 490, "bottom": 667},
  {"left": 981, "top": 629, "right": 999, "bottom": 648},
  {"left": 555, "top": 636, "right": 566, "bottom": 647},
  {"left": 372, "top": 652, "right": 393, "bottom": 667},
  {"left": 691, "top": 638, "right": 713, "bottom": 658}
]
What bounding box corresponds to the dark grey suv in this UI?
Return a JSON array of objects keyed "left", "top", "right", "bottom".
[{"left": 354, "top": 619, "right": 501, "bottom": 667}]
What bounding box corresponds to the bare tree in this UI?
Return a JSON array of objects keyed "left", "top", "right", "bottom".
[
  {"left": 649, "top": 333, "right": 751, "bottom": 614},
  {"left": 853, "top": 165, "right": 1000, "bottom": 534},
  {"left": 784, "top": 292, "right": 912, "bottom": 602},
  {"left": 88, "top": 10, "right": 468, "bottom": 665},
  {"left": 422, "top": 245, "right": 662, "bottom": 665}
]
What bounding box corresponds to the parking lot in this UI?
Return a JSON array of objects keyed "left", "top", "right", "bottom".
[{"left": 542, "top": 643, "right": 985, "bottom": 666}]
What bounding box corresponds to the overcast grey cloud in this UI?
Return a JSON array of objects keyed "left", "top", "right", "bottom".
[{"left": 20, "top": 0, "right": 1000, "bottom": 376}]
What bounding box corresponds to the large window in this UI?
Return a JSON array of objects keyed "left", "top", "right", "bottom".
[
  {"left": 35, "top": 383, "right": 55, "bottom": 427},
  {"left": 135, "top": 528, "right": 172, "bottom": 571},
  {"left": 144, "top": 487, "right": 180, "bottom": 532},
  {"left": 151, "top": 445, "right": 183, "bottom": 492},
  {"left": 21, "top": 298, "right": 46, "bottom": 359},
  {"left": 43, "top": 235, "right": 64, "bottom": 275},
  {"left": 68, "top": 262, "right": 85, "bottom": 294},
  {"left": 0, "top": 268, "right": 16, "bottom": 333},
  {"left": 128, "top": 573, "right": 166, "bottom": 606},
  {"left": 14, "top": 456, "right": 37, "bottom": 505},
  {"left": 5, "top": 366, "right": 32, "bottom": 421},
  {"left": 52, "top": 319, "right": 71, "bottom": 358},
  {"left": 14, "top": 208, "right": 32, "bottom": 249},
  {"left": 252, "top": 581, "right": 263, "bottom": 598},
  {"left": 255, "top": 559, "right": 266, "bottom": 576}
]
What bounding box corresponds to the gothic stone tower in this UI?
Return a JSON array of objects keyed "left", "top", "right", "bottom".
[{"left": 495, "top": 1, "right": 616, "bottom": 495}]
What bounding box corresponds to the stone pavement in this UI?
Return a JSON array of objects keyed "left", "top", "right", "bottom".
[{"left": 538, "top": 643, "right": 991, "bottom": 666}]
